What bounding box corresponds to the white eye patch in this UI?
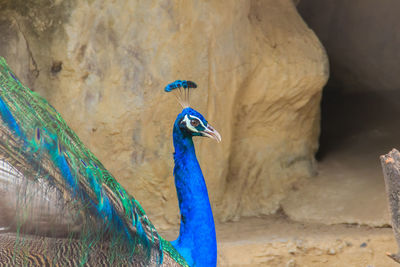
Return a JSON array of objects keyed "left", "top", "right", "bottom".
[{"left": 183, "top": 115, "right": 207, "bottom": 133}]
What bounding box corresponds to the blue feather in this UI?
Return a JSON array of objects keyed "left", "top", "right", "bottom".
[
  {"left": 0, "top": 98, "right": 21, "bottom": 136},
  {"left": 46, "top": 137, "right": 78, "bottom": 190}
]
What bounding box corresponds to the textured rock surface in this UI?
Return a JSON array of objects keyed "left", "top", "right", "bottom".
[{"left": 0, "top": 0, "right": 328, "bottom": 229}]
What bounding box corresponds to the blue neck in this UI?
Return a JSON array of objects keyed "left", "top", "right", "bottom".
[{"left": 171, "top": 122, "right": 217, "bottom": 267}]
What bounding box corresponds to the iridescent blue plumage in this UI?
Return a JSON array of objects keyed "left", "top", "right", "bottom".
[
  {"left": 165, "top": 81, "right": 220, "bottom": 266},
  {"left": 0, "top": 97, "right": 21, "bottom": 136},
  {"left": 171, "top": 108, "right": 217, "bottom": 266}
]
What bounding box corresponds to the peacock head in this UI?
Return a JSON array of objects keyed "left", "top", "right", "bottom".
[
  {"left": 175, "top": 107, "right": 221, "bottom": 142},
  {"left": 165, "top": 80, "right": 221, "bottom": 142}
]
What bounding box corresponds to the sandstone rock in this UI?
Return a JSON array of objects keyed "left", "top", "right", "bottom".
[{"left": 0, "top": 0, "right": 328, "bottom": 229}]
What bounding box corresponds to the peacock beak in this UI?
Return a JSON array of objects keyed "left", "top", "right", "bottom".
[{"left": 201, "top": 124, "right": 221, "bottom": 143}]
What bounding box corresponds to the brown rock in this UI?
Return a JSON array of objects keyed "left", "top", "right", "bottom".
[{"left": 0, "top": 0, "right": 328, "bottom": 229}]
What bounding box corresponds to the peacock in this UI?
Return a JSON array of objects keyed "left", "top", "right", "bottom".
[{"left": 0, "top": 57, "right": 220, "bottom": 266}]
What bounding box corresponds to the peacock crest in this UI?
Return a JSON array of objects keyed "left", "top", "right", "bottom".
[{"left": 164, "top": 80, "right": 197, "bottom": 108}]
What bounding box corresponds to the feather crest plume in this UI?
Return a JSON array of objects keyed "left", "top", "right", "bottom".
[{"left": 164, "top": 80, "right": 197, "bottom": 108}]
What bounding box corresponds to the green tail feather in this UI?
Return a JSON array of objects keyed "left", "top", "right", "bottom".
[{"left": 0, "top": 57, "right": 188, "bottom": 266}]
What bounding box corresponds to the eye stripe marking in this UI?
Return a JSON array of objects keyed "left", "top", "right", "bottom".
[
  {"left": 184, "top": 115, "right": 198, "bottom": 133},
  {"left": 188, "top": 115, "right": 207, "bottom": 129}
]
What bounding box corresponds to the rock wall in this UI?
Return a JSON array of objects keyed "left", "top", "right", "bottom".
[{"left": 0, "top": 0, "right": 328, "bottom": 229}]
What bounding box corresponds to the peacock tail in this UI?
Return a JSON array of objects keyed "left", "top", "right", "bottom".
[{"left": 0, "top": 57, "right": 187, "bottom": 266}]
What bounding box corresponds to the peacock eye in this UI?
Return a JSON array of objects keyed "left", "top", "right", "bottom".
[{"left": 190, "top": 119, "right": 200, "bottom": 127}]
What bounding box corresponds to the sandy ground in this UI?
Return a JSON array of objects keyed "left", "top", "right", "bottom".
[
  {"left": 216, "top": 215, "right": 398, "bottom": 267},
  {"left": 282, "top": 144, "right": 391, "bottom": 226}
]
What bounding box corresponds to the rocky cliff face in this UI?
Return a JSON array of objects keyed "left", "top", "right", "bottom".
[{"left": 0, "top": 0, "right": 328, "bottom": 229}]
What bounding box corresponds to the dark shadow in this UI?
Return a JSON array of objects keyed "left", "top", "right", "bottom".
[{"left": 316, "top": 79, "right": 400, "bottom": 160}]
